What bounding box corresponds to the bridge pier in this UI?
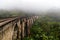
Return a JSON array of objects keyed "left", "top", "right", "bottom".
[
  {"left": 2, "top": 22, "right": 15, "bottom": 40},
  {"left": 17, "top": 20, "right": 21, "bottom": 40}
]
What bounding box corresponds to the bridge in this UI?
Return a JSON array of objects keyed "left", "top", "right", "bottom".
[{"left": 0, "top": 15, "right": 38, "bottom": 40}]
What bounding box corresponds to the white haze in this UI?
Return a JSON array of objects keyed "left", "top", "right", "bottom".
[{"left": 0, "top": 0, "right": 60, "bottom": 13}]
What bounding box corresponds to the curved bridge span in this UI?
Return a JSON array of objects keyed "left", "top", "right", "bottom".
[{"left": 0, "top": 15, "right": 38, "bottom": 40}]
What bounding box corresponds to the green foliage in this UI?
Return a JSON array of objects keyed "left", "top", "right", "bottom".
[{"left": 24, "top": 16, "right": 60, "bottom": 40}]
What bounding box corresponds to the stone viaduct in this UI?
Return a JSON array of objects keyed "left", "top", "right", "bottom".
[{"left": 0, "top": 15, "right": 38, "bottom": 40}]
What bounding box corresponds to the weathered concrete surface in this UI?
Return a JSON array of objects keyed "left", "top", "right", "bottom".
[{"left": 21, "top": 21, "right": 25, "bottom": 38}]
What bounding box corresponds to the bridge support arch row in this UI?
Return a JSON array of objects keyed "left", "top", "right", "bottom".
[{"left": 0, "top": 16, "right": 39, "bottom": 40}]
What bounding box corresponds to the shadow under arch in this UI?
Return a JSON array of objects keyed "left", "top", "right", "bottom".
[{"left": 12, "top": 23, "right": 19, "bottom": 40}]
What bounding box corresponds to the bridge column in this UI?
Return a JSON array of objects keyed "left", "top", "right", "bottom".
[
  {"left": 12, "top": 22, "right": 19, "bottom": 40},
  {"left": 2, "top": 22, "right": 15, "bottom": 40},
  {"left": 17, "top": 19, "right": 22, "bottom": 39},
  {"left": 26, "top": 18, "right": 30, "bottom": 37},
  {"left": 25, "top": 17, "right": 33, "bottom": 37},
  {"left": 20, "top": 18, "right": 26, "bottom": 40}
]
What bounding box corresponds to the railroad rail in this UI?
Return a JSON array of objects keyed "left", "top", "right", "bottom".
[{"left": 0, "top": 15, "right": 38, "bottom": 40}]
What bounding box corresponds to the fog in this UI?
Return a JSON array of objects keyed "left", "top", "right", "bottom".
[{"left": 0, "top": 0, "right": 60, "bottom": 13}]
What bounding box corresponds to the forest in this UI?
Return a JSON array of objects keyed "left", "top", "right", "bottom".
[{"left": 24, "top": 15, "right": 60, "bottom": 40}]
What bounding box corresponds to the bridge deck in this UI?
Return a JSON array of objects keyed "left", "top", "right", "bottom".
[
  {"left": 0, "top": 18, "right": 17, "bottom": 27},
  {"left": 0, "top": 20, "right": 12, "bottom": 26}
]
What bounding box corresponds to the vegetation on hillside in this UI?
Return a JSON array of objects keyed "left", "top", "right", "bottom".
[{"left": 24, "top": 16, "right": 60, "bottom": 40}]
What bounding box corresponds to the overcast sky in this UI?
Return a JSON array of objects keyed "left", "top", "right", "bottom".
[{"left": 0, "top": 0, "right": 60, "bottom": 12}]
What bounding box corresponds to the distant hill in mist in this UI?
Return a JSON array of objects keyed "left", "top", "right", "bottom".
[
  {"left": 45, "top": 8, "right": 60, "bottom": 21},
  {"left": 0, "top": 10, "right": 36, "bottom": 19}
]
